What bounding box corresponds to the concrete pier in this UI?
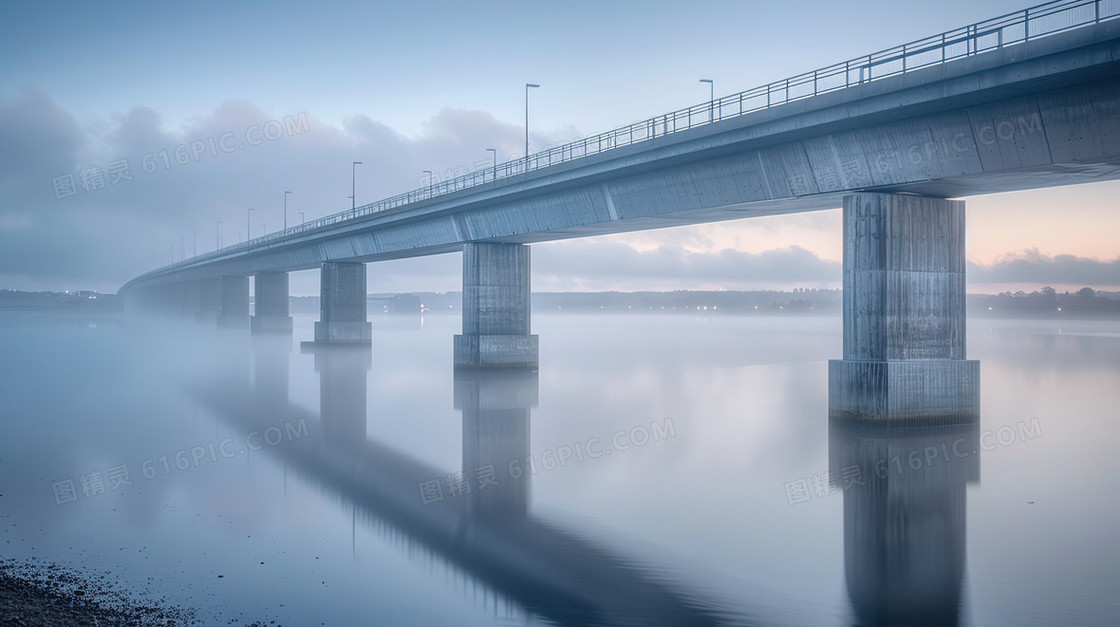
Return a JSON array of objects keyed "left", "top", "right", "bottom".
[
  {"left": 454, "top": 243, "right": 539, "bottom": 368},
  {"left": 251, "top": 271, "right": 293, "bottom": 333},
  {"left": 828, "top": 193, "right": 979, "bottom": 423},
  {"left": 314, "top": 262, "right": 372, "bottom": 343},
  {"left": 198, "top": 277, "right": 222, "bottom": 324},
  {"left": 216, "top": 275, "right": 250, "bottom": 329},
  {"left": 180, "top": 280, "right": 202, "bottom": 319}
]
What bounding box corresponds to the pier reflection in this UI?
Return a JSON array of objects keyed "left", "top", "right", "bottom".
[
  {"left": 829, "top": 417, "right": 980, "bottom": 626},
  {"left": 455, "top": 368, "right": 537, "bottom": 521}
]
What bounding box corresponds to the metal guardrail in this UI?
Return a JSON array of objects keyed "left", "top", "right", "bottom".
[{"left": 159, "top": 0, "right": 1118, "bottom": 275}]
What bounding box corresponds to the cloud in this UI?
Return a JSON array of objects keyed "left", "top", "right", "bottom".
[
  {"left": 0, "top": 93, "right": 545, "bottom": 291},
  {"left": 0, "top": 90, "right": 85, "bottom": 202},
  {"left": 968, "top": 249, "right": 1120, "bottom": 287}
]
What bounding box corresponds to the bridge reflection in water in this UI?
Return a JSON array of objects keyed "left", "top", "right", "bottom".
[
  {"left": 829, "top": 395, "right": 980, "bottom": 625},
  {"left": 196, "top": 335, "right": 732, "bottom": 626},
  {"left": 198, "top": 332, "right": 987, "bottom": 625}
]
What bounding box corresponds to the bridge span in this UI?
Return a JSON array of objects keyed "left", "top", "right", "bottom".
[{"left": 121, "top": 0, "right": 1120, "bottom": 421}]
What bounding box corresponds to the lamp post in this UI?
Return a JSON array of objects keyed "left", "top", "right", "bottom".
[
  {"left": 283, "top": 190, "right": 292, "bottom": 230},
  {"left": 700, "top": 79, "right": 714, "bottom": 122},
  {"left": 486, "top": 148, "right": 496, "bottom": 181},
  {"left": 423, "top": 169, "right": 433, "bottom": 198},
  {"left": 525, "top": 83, "right": 540, "bottom": 166},
  {"left": 193, "top": 231, "right": 198, "bottom": 257},
  {"left": 352, "top": 161, "right": 363, "bottom": 213},
  {"left": 247, "top": 207, "right": 254, "bottom": 242},
  {"left": 216, "top": 221, "right": 222, "bottom": 249}
]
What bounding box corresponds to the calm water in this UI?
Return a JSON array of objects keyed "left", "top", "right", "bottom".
[{"left": 0, "top": 310, "right": 1118, "bottom": 626}]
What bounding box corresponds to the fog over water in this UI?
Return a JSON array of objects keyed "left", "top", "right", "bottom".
[{"left": 1, "top": 311, "right": 1117, "bottom": 625}]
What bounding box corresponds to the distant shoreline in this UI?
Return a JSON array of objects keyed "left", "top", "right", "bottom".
[{"left": 3, "top": 288, "right": 1118, "bottom": 318}]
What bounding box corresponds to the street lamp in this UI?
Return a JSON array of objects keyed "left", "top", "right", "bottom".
[
  {"left": 247, "top": 207, "right": 254, "bottom": 242},
  {"left": 423, "top": 169, "right": 433, "bottom": 198},
  {"left": 700, "top": 79, "right": 714, "bottom": 122},
  {"left": 525, "top": 83, "right": 540, "bottom": 166},
  {"left": 352, "top": 161, "right": 363, "bottom": 212},
  {"left": 486, "top": 148, "right": 496, "bottom": 181},
  {"left": 193, "top": 231, "right": 198, "bottom": 257},
  {"left": 216, "top": 221, "right": 222, "bottom": 249},
  {"left": 283, "top": 190, "right": 292, "bottom": 230}
]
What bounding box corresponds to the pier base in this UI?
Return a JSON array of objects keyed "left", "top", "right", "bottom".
[{"left": 454, "top": 243, "right": 538, "bottom": 368}]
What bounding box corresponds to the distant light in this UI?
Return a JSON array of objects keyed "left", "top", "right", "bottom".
[
  {"left": 754, "top": 305, "right": 759, "bottom": 310},
  {"left": 1057, "top": 307, "right": 1062, "bottom": 311},
  {"left": 988, "top": 306, "right": 993, "bottom": 311},
  {"left": 713, "top": 306, "right": 718, "bottom": 310}
]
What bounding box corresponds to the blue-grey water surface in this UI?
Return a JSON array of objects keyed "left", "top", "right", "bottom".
[{"left": 0, "top": 310, "right": 1117, "bottom": 625}]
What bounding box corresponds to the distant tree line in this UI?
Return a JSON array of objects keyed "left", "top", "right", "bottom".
[
  {"left": 969, "top": 287, "right": 1120, "bottom": 316},
  {"left": 0, "top": 290, "right": 120, "bottom": 311}
]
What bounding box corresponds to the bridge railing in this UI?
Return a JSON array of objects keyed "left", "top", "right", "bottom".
[{"left": 162, "top": 0, "right": 1118, "bottom": 273}]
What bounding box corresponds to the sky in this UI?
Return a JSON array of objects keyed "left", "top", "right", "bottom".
[{"left": 2, "top": 0, "right": 1118, "bottom": 296}]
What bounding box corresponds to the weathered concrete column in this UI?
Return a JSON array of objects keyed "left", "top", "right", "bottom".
[
  {"left": 314, "top": 262, "right": 371, "bottom": 343},
  {"left": 216, "top": 275, "right": 250, "bottom": 329},
  {"left": 198, "top": 277, "right": 223, "bottom": 324},
  {"left": 454, "top": 243, "right": 539, "bottom": 368},
  {"left": 180, "top": 280, "right": 202, "bottom": 319},
  {"left": 251, "top": 271, "right": 293, "bottom": 333},
  {"left": 455, "top": 368, "right": 537, "bottom": 520},
  {"left": 829, "top": 193, "right": 979, "bottom": 423}
]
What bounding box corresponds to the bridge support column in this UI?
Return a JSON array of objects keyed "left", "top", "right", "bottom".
[
  {"left": 251, "top": 271, "right": 293, "bottom": 333},
  {"left": 179, "top": 280, "right": 202, "bottom": 319},
  {"left": 314, "top": 262, "right": 371, "bottom": 343},
  {"left": 198, "top": 277, "right": 222, "bottom": 324},
  {"left": 828, "top": 193, "right": 979, "bottom": 423},
  {"left": 454, "top": 243, "right": 538, "bottom": 368},
  {"left": 216, "top": 275, "right": 250, "bottom": 329}
]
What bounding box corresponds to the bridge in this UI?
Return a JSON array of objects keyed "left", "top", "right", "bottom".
[{"left": 121, "top": 0, "right": 1120, "bottom": 421}]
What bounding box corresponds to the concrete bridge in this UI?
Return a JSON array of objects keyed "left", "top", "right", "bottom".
[{"left": 122, "top": 0, "right": 1120, "bottom": 421}]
